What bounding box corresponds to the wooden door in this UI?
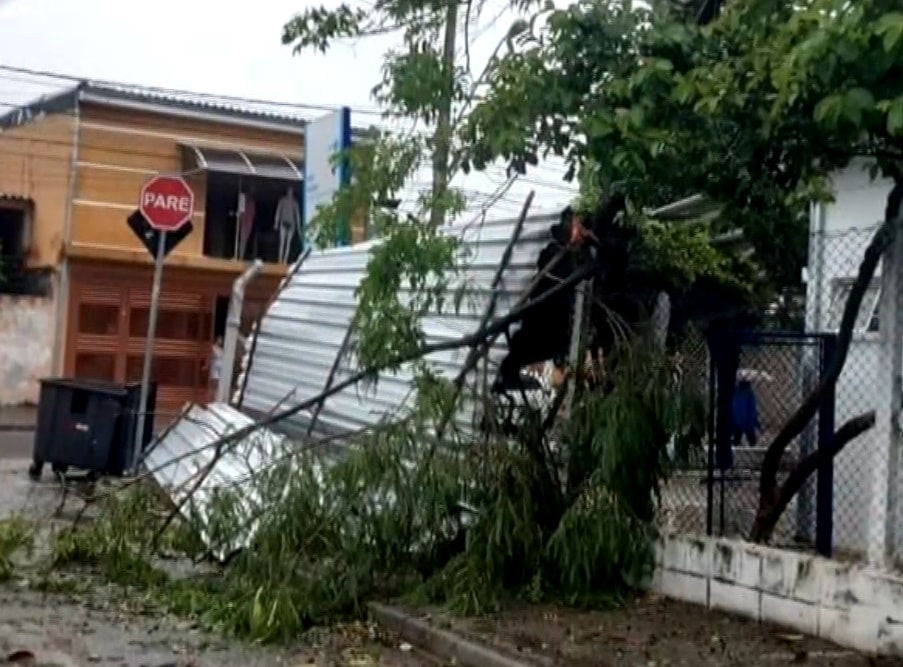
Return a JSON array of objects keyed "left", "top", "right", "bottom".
[
  {"left": 68, "top": 282, "right": 128, "bottom": 383},
  {"left": 122, "top": 286, "right": 210, "bottom": 419},
  {"left": 66, "top": 261, "right": 282, "bottom": 420}
]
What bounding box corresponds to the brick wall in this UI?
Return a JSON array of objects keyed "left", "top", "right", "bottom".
[{"left": 0, "top": 295, "right": 54, "bottom": 405}]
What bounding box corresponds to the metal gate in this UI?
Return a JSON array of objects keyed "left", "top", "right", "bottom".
[{"left": 707, "top": 330, "right": 837, "bottom": 557}]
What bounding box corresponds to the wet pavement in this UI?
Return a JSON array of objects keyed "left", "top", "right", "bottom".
[
  {"left": 0, "top": 431, "right": 34, "bottom": 459},
  {"left": 0, "top": 405, "right": 36, "bottom": 432},
  {"left": 0, "top": 458, "right": 421, "bottom": 666},
  {"left": 0, "top": 406, "right": 36, "bottom": 460}
]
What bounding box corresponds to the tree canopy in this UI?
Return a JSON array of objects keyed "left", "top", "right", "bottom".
[{"left": 463, "top": 0, "right": 903, "bottom": 303}]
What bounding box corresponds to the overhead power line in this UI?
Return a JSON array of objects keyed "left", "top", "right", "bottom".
[
  {"left": 0, "top": 63, "right": 389, "bottom": 118},
  {"left": 0, "top": 64, "right": 579, "bottom": 207}
]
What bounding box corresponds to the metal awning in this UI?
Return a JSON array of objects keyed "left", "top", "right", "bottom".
[{"left": 180, "top": 143, "right": 303, "bottom": 181}]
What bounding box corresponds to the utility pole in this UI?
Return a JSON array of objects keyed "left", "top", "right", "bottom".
[{"left": 429, "top": 0, "right": 459, "bottom": 228}]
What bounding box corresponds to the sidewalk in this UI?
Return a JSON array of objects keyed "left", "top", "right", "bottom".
[{"left": 0, "top": 406, "right": 36, "bottom": 432}]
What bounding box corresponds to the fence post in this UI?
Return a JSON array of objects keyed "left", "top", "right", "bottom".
[
  {"left": 708, "top": 331, "right": 740, "bottom": 472},
  {"left": 816, "top": 334, "right": 837, "bottom": 557},
  {"left": 218, "top": 260, "right": 263, "bottom": 404},
  {"left": 706, "top": 346, "right": 716, "bottom": 536},
  {"left": 796, "top": 345, "right": 818, "bottom": 544},
  {"left": 868, "top": 204, "right": 903, "bottom": 567},
  {"left": 706, "top": 329, "right": 740, "bottom": 536}
]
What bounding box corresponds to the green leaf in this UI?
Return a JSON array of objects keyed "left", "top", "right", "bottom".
[
  {"left": 673, "top": 76, "right": 695, "bottom": 104},
  {"left": 612, "top": 149, "right": 631, "bottom": 172},
  {"left": 794, "top": 31, "right": 830, "bottom": 63},
  {"left": 888, "top": 98, "right": 903, "bottom": 136},
  {"left": 877, "top": 12, "right": 903, "bottom": 53},
  {"left": 813, "top": 94, "right": 844, "bottom": 127},
  {"left": 839, "top": 88, "right": 876, "bottom": 127}
]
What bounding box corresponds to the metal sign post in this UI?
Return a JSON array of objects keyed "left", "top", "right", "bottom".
[
  {"left": 133, "top": 231, "right": 167, "bottom": 470},
  {"left": 130, "top": 174, "right": 195, "bottom": 473}
]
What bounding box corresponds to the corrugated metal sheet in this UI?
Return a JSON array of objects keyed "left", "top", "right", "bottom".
[
  {"left": 237, "top": 213, "right": 560, "bottom": 442},
  {"left": 144, "top": 402, "right": 293, "bottom": 561},
  {"left": 82, "top": 82, "right": 309, "bottom": 128}
]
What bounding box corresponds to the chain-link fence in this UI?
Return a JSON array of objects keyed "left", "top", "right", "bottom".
[
  {"left": 658, "top": 331, "right": 710, "bottom": 536},
  {"left": 659, "top": 218, "right": 900, "bottom": 566},
  {"left": 712, "top": 331, "right": 835, "bottom": 552},
  {"left": 806, "top": 222, "right": 887, "bottom": 564},
  {"left": 660, "top": 329, "right": 836, "bottom": 554}
]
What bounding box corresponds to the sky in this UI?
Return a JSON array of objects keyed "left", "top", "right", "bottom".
[{"left": 0, "top": 0, "right": 578, "bottom": 221}]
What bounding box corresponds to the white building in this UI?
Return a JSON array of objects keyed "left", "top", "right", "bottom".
[{"left": 805, "top": 161, "right": 894, "bottom": 556}]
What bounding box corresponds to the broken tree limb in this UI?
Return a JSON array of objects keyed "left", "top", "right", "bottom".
[
  {"left": 308, "top": 310, "right": 360, "bottom": 437},
  {"left": 454, "top": 190, "right": 535, "bottom": 389},
  {"left": 434, "top": 191, "right": 535, "bottom": 438},
  {"left": 753, "top": 182, "right": 903, "bottom": 541},
  {"left": 751, "top": 410, "right": 876, "bottom": 543}
]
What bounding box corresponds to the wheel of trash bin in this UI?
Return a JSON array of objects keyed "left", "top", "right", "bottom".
[{"left": 28, "top": 460, "right": 43, "bottom": 481}]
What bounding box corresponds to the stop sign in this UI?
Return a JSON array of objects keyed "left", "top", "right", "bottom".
[{"left": 139, "top": 175, "right": 195, "bottom": 232}]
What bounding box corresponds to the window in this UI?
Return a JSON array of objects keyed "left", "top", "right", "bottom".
[
  {"left": 201, "top": 173, "right": 304, "bottom": 265},
  {"left": 826, "top": 278, "right": 881, "bottom": 333},
  {"left": 0, "top": 206, "right": 27, "bottom": 256},
  {"left": 0, "top": 205, "right": 31, "bottom": 295}
]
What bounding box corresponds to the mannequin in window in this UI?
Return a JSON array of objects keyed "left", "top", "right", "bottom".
[
  {"left": 274, "top": 187, "right": 301, "bottom": 263},
  {"left": 237, "top": 186, "right": 256, "bottom": 260}
]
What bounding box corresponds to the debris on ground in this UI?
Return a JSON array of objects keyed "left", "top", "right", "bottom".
[
  {"left": 142, "top": 402, "right": 295, "bottom": 561},
  {"left": 0, "top": 588, "right": 424, "bottom": 667},
  {"left": 1, "top": 450, "right": 900, "bottom": 666},
  {"left": 0, "top": 454, "right": 423, "bottom": 666},
  {"left": 414, "top": 594, "right": 903, "bottom": 666}
]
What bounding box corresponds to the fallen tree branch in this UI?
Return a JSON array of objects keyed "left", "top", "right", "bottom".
[
  {"left": 750, "top": 410, "right": 876, "bottom": 543},
  {"left": 150, "top": 255, "right": 605, "bottom": 544},
  {"left": 454, "top": 190, "right": 534, "bottom": 389},
  {"left": 307, "top": 311, "right": 359, "bottom": 437},
  {"left": 756, "top": 182, "right": 903, "bottom": 526},
  {"left": 434, "top": 191, "right": 535, "bottom": 439}
]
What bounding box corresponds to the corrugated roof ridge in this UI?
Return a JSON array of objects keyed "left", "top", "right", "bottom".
[{"left": 81, "top": 81, "right": 309, "bottom": 127}]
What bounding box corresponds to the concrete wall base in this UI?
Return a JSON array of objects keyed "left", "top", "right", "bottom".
[{"left": 651, "top": 531, "right": 903, "bottom": 657}]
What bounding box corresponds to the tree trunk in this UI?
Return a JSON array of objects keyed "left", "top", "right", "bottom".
[
  {"left": 749, "top": 411, "right": 875, "bottom": 543},
  {"left": 749, "top": 181, "right": 903, "bottom": 543}
]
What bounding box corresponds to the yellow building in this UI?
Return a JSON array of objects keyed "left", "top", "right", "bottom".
[{"left": 0, "top": 82, "right": 351, "bottom": 415}]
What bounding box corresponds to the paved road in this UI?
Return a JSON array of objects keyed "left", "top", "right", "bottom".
[{"left": 0, "top": 431, "right": 34, "bottom": 459}]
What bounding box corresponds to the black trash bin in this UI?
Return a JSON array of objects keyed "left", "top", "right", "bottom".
[{"left": 30, "top": 378, "right": 157, "bottom": 480}]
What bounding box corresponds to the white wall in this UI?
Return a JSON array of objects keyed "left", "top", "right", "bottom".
[
  {"left": 0, "top": 295, "right": 54, "bottom": 405},
  {"left": 806, "top": 162, "right": 895, "bottom": 556},
  {"left": 823, "top": 163, "right": 893, "bottom": 233},
  {"left": 652, "top": 532, "right": 903, "bottom": 657}
]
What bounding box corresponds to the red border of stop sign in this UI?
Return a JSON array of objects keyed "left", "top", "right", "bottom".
[{"left": 139, "top": 175, "right": 195, "bottom": 232}]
